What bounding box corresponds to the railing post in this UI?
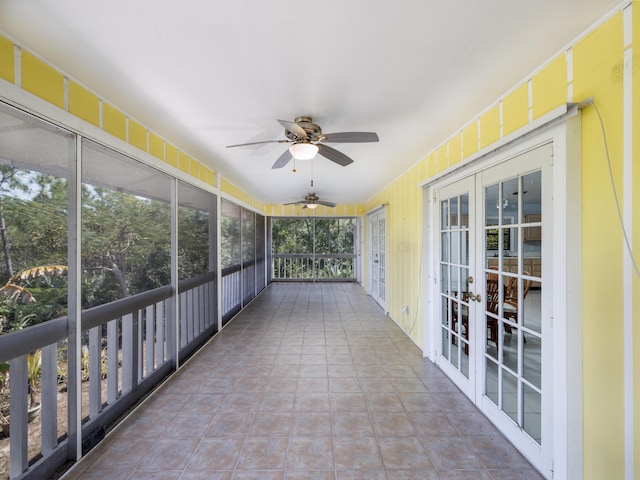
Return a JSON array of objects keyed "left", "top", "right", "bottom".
[
  {"left": 145, "top": 304, "right": 154, "bottom": 376},
  {"left": 155, "top": 301, "right": 164, "bottom": 368},
  {"left": 68, "top": 134, "right": 82, "bottom": 461},
  {"left": 122, "top": 313, "right": 134, "bottom": 393},
  {"left": 216, "top": 181, "right": 222, "bottom": 332},
  {"left": 41, "top": 343, "right": 58, "bottom": 455},
  {"left": 9, "top": 355, "right": 28, "bottom": 477},
  {"left": 89, "top": 326, "right": 101, "bottom": 417},
  {"left": 169, "top": 179, "right": 179, "bottom": 368}
]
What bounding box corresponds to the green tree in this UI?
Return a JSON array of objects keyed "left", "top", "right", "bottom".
[
  {"left": 0, "top": 166, "right": 30, "bottom": 279},
  {"left": 82, "top": 187, "right": 171, "bottom": 304},
  {"left": 178, "top": 206, "right": 210, "bottom": 279}
]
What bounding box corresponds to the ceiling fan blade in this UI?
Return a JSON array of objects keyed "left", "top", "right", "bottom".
[
  {"left": 272, "top": 149, "right": 293, "bottom": 169},
  {"left": 318, "top": 200, "right": 336, "bottom": 207},
  {"left": 321, "top": 132, "right": 379, "bottom": 143},
  {"left": 226, "top": 139, "right": 290, "bottom": 148},
  {"left": 317, "top": 144, "right": 354, "bottom": 167},
  {"left": 283, "top": 200, "right": 305, "bottom": 206},
  {"left": 277, "top": 119, "right": 308, "bottom": 138}
]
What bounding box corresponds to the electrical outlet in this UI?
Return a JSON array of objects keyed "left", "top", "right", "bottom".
[{"left": 401, "top": 306, "right": 409, "bottom": 314}]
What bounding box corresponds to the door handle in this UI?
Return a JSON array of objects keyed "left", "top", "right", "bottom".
[{"left": 467, "top": 292, "right": 482, "bottom": 302}]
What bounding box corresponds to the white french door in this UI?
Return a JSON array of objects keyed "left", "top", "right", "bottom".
[
  {"left": 432, "top": 143, "right": 552, "bottom": 477},
  {"left": 368, "top": 208, "right": 386, "bottom": 309},
  {"left": 435, "top": 176, "right": 477, "bottom": 398}
]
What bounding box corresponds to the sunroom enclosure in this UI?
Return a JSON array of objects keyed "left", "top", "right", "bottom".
[{"left": 0, "top": 102, "right": 268, "bottom": 480}]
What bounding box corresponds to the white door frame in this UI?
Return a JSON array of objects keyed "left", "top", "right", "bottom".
[
  {"left": 367, "top": 206, "right": 387, "bottom": 310},
  {"left": 432, "top": 176, "right": 478, "bottom": 400},
  {"left": 421, "top": 107, "right": 583, "bottom": 479}
]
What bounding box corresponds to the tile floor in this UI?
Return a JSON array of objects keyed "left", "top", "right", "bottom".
[{"left": 65, "top": 282, "right": 544, "bottom": 480}]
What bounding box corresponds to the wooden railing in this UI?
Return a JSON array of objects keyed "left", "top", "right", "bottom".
[
  {"left": 272, "top": 253, "right": 355, "bottom": 280},
  {"left": 0, "top": 316, "right": 68, "bottom": 480},
  {"left": 178, "top": 272, "right": 217, "bottom": 361},
  {"left": 0, "top": 271, "right": 217, "bottom": 479},
  {"left": 221, "top": 265, "right": 241, "bottom": 324}
]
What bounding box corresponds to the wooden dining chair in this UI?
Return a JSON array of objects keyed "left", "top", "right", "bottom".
[
  {"left": 503, "top": 273, "right": 532, "bottom": 325},
  {"left": 485, "top": 277, "right": 500, "bottom": 346}
]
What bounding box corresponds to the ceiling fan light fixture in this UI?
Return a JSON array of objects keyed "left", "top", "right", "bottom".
[
  {"left": 289, "top": 142, "right": 318, "bottom": 160},
  {"left": 306, "top": 202, "right": 319, "bottom": 209}
]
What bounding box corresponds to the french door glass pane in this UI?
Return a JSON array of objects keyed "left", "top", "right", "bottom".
[
  {"left": 442, "top": 328, "right": 450, "bottom": 360},
  {"left": 440, "top": 192, "right": 470, "bottom": 378},
  {"left": 501, "top": 178, "right": 518, "bottom": 224},
  {"left": 502, "top": 368, "right": 518, "bottom": 423},
  {"left": 441, "top": 233, "right": 449, "bottom": 262},
  {"left": 523, "top": 335, "right": 542, "bottom": 389},
  {"left": 451, "top": 230, "right": 460, "bottom": 264},
  {"left": 440, "top": 264, "right": 449, "bottom": 294},
  {"left": 441, "top": 199, "right": 449, "bottom": 228},
  {"left": 460, "top": 194, "right": 469, "bottom": 227},
  {"left": 483, "top": 169, "right": 543, "bottom": 445},
  {"left": 486, "top": 358, "right": 499, "bottom": 404},
  {"left": 485, "top": 184, "right": 499, "bottom": 226},
  {"left": 523, "top": 383, "right": 542, "bottom": 443}
]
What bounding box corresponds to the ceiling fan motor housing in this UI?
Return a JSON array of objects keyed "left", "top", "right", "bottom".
[{"left": 285, "top": 116, "right": 323, "bottom": 142}]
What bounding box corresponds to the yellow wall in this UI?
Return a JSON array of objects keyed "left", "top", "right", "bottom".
[
  {"left": 0, "top": 34, "right": 217, "bottom": 190},
  {"left": 364, "top": 5, "right": 636, "bottom": 477},
  {"left": 221, "top": 178, "right": 266, "bottom": 213},
  {"left": 364, "top": 162, "right": 423, "bottom": 345},
  {"left": 265, "top": 203, "right": 364, "bottom": 217},
  {"left": 573, "top": 13, "right": 625, "bottom": 479}
]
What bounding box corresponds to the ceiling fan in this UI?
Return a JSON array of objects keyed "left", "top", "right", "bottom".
[
  {"left": 284, "top": 192, "right": 336, "bottom": 210},
  {"left": 226, "top": 116, "right": 379, "bottom": 169}
]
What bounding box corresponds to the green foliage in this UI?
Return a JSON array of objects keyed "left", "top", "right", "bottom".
[
  {"left": 271, "top": 218, "right": 355, "bottom": 255},
  {"left": 271, "top": 218, "right": 356, "bottom": 279},
  {"left": 178, "top": 206, "right": 210, "bottom": 279},
  {"left": 81, "top": 186, "right": 172, "bottom": 301},
  {"left": 221, "top": 215, "right": 241, "bottom": 268},
  {"left": 27, "top": 350, "right": 41, "bottom": 405},
  {"left": 79, "top": 345, "right": 107, "bottom": 382},
  {"left": 0, "top": 164, "right": 212, "bottom": 333}
]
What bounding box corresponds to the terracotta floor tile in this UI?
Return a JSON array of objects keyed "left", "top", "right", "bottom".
[
  {"left": 67, "top": 284, "right": 541, "bottom": 480},
  {"left": 466, "top": 435, "right": 533, "bottom": 470},
  {"left": 409, "top": 412, "right": 459, "bottom": 437},
  {"left": 291, "top": 412, "right": 332, "bottom": 436},
  {"left": 378, "top": 437, "right": 433, "bottom": 469},
  {"left": 384, "top": 469, "right": 439, "bottom": 480},
  {"left": 371, "top": 412, "right": 417, "bottom": 437},
  {"left": 331, "top": 412, "right": 375, "bottom": 437},
  {"left": 185, "top": 437, "right": 243, "bottom": 471},
  {"left": 335, "top": 470, "right": 386, "bottom": 480},
  {"left": 249, "top": 412, "right": 292, "bottom": 436},
  {"left": 329, "top": 393, "right": 367, "bottom": 412},
  {"left": 206, "top": 413, "right": 254, "bottom": 437},
  {"left": 163, "top": 413, "right": 213, "bottom": 437},
  {"left": 137, "top": 437, "right": 200, "bottom": 470},
  {"left": 366, "top": 393, "right": 404, "bottom": 412},
  {"left": 333, "top": 436, "right": 383, "bottom": 469},
  {"left": 294, "top": 393, "right": 331, "bottom": 412},
  {"left": 236, "top": 437, "right": 288, "bottom": 470},
  {"left": 421, "top": 436, "right": 484, "bottom": 469},
  {"left": 284, "top": 470, "right": 335, "bottom": 480},
  {"left": 286, "top": 437, "right": 335, "bottom": 470},
  {"left": 259, "top": 393, "right": 296, "bottom": 412}
]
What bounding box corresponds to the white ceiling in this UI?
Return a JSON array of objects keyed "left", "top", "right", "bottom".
[{"left": 0, "top": 0, "right": 620, "bottom": 206}]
